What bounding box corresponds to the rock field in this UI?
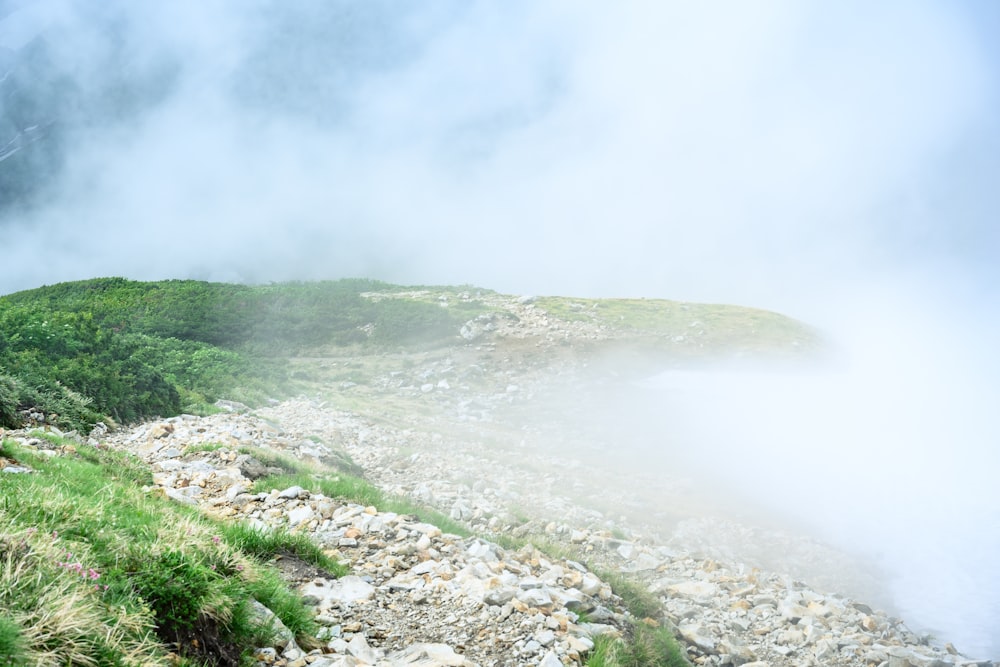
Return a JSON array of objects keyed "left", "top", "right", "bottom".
[{"left": 2, "top": 294, "right": 994, "bottom": 666}]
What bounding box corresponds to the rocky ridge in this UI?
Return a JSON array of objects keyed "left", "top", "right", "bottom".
[
  {"left": 2, "top": 293, "right": 992, "bottom": 666},
  {"left": 6, "top": 393, "right": 988, "bottom": 667}
]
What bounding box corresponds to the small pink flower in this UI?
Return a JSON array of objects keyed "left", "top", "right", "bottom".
[{"left": 212, "top": 536, "right": 220, "bottom": 544}]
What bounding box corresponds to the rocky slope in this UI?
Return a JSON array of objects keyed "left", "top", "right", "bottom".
[{"left": 3, "top": 291, "right": 992, "bottom": 666}]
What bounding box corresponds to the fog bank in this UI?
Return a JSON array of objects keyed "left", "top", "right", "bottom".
[
  {"left": 642, "top": 288, "right": 1000, "bottom": 656},
  {"left": 2, "top": 1, "right": 999, "bottom": 657}
]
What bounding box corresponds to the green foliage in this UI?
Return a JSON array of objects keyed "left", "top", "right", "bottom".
[
  {"left": 585, "top": 634, "right": 619, "bottom": 667},
  {"left": 252, "top": 472, "right": 472, "bottom": 538},
  {"left": 624, "top": 624, "right": 689, "bottom": 667},
  {"left": 0, "top": 439, "right": 319, "bottom": 665},
  {"left": 241, "top": 569, "right": 318, "bottom": 641},
  {"left": 593, "top": 568, "right": 663, "bottom": 621},
  {"left": 585, "top": 625, "right": 688, "bottom": 667},
  {"left": 0, "top": 278, "right": 485, "bottom": 432},
  {"left": 0, "top": 375, "right": 19, "bottom": 429},
  {"left": 130, "top": 549, "right": 214, "bottom": 632},
  {"left": 0, "top": 615, "right": 26, "bottom": 666},
  {"left": 0, "top": 302, "right": 179, "bottom": 429},
  {"left": 219, "top": 523, "right": 345, "bottom": 577}
]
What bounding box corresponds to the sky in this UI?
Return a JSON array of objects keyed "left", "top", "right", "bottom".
[
  {"left": 1, "top": 0, "right": 999, "bottom": 657},
  {"left": 0, "top": 1, "right": 996, "bottom": 313}
]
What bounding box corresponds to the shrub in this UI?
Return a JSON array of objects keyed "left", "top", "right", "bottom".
[
  {"left": 0, "top": 616, "right": 26, "bottom": 666},
  {"left": 130, "top": 550, "right": 215, "bottom": 633},
  {"left": 0, "top": 375, "right": 20, "bottom": 429}
]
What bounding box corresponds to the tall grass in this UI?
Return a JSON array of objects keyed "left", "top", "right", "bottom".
[{"left": 0, "top": 437, "right": 321, "bottom": 666}]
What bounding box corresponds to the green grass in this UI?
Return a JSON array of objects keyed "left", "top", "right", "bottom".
[
  {"left": 2, "top": 429, "right": 686, "bottom": 667},
  {"left": 586, "top": 625, "right": 689, "bottom": 667},
  {"left": 480, "top": 531, "right": 689, "bottom": 667},
  {"left": 533, "top": 295, "right": 817, "bottom": 355},
  {"left": 219, "top": 523, "right": 345, "bottom": 577},
  {"left": 243, "top": 448, "right": 311, "bottom": 476},
  {"left": 183, "top": 443, "right": 313, "bottom": 477},
  {"left": 0, "top": 278, "right": 495, "bottom": 432},
  {"left": 242, "top": 460, "right": 688, "bottom": 667},
  {"left": 585, "top": 634, "right": 619, "bottom": 667},
  {"left": 183, "top": 442, "right": 229, "bottom": 454},
  {"left": 593, "top": 568, "right": 663, "bottom": 621},
  {"left": 0, "top": 438, "right": 321, "bottom": 666},
  {"left": 0, "top": 278, "right": 820, "bottom": 433},
  {"left": 0, "top": 616, "right": 26, "bottom": 666},
  {"left": 254, "top": 472, "right": 381, "bottom": 507},
  {"left": 251, "top": 472, "right": 472, "bottom": 538},
  {"left": 240, "top": 567, "right": 319, "bottom": 643}
]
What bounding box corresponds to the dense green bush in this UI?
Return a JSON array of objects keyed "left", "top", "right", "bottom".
[
  {"left": 0, "top": 374, "right": 19, "bottom": 428},
  {"left": 0, "top": 303, "right": 179, "bottom": 429},
  {"left": 0, "top": 277, "right": 480, "bottom": 431}
]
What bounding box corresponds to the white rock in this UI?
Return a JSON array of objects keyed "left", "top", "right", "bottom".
[
  {"left": 347, "top": 635, "right": 382, "bottom": 664},
  {"left": 278, "top": 485, "right": 306, "bottom": 499},
  {"left": 164, "top": 488, "right": 199, "bottom": 506},
  {"left": 387, "top": 643, "right": 472, "bottom": 666},
  {"left": 679, "top": 624, "right": 717, "bottom": 653},
  {"left": 301, "top": 576, "right": 375, "bottom": 607},
  {"left": 668, "top": 580, "right": 719, "bottom": 601},
  {"left": 517, "top": 588, "right": 553, "bottom": 609},
  {"left": 538, "top": 650, "right": 563, "bottom": 667},
  {"left": 579, "top": 572, "right": 602, "bottom": 596},
  {"left": 535, "top": 629, "right": 556, "bottom": 647},
  {"left": 287, "top": 505, "right": 313, "bottom": 527}
]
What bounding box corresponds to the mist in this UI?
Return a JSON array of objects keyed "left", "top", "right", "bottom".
[
  {"left": 1, "top": 0, "right": 999, "bottom": 657},
  {"left": 639, "top": 288, "right": 1000, "bottom": 656}
]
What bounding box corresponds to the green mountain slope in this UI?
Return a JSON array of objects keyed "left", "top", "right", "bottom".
[{"left": 0, "top": 278, "right": 818, "bottom": 433}]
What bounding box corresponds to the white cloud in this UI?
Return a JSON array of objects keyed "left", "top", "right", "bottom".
[{"left": 1, "top": 2, "right": 998, "bottom": 654}]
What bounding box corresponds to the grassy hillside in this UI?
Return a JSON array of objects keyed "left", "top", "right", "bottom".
[
  {"left": 0, "top": 278, "right": 489, "bottom": 431},
  {"left": 0, "top": 277, "right": 818, "bottom": 667},
  {"left": 0, "top": 433, "right": 341, "bottom": 666},
  {"left": 0, "top": 278, "right": 817, "bottom": 433}
]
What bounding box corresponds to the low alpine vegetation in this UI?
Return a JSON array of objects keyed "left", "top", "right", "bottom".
[
  {"left": 0, "top": 436, "right": 325, "bottom": 666},
  {"left": 252, "top": 471, "right": 472, "bottom": 538},
  {"left": 0, "top": 278, "right": 489, "bottom": 432},
  {"left": 586, "top": 624, "right": 690, "bottom": 667}
]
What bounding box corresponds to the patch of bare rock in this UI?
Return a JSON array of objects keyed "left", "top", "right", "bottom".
[
  {"left": 5, "top": 371, "right": 992, "bottom": 667},
  {"left": 80, "top": 413, "right": 620, "bottom": 667},
  {"left": 10, "top": 399, "right": 964, "bottom": 667}
]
